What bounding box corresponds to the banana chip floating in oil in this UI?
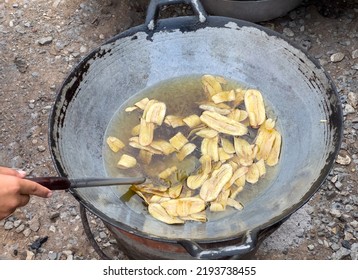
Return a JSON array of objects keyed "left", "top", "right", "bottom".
[{"left": 106, "top": 75, "right": 282, "bottom": 224}]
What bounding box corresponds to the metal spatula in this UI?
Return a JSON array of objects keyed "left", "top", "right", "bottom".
[{"left": 29, "top": 177, "right": 146, "bottom": 190}]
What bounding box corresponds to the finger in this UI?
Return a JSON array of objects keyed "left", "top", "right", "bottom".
[
  {"left": 0, "top": 167, "right": 25, "bottom": 178},
  {"left": 19, "top": 179, "right": 53, "bottom": 198},
  {"left": 17, "top": 194, "right": 31, "bottom": 207}
]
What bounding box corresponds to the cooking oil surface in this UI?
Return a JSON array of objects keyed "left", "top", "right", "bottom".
[{"left": 103, "top": 75, "right": 279, "bottom": 221}]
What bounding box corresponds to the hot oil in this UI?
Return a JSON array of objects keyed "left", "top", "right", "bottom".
[{"left": 103, "top": 75, "right": 280, "bottom": 221}]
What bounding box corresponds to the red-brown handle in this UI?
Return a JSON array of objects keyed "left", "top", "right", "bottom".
[{"left": 28, "top": 177, "right": 71, "bottom": 190}]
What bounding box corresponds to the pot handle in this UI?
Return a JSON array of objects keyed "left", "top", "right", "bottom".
[
  {"left": 145, "top": 0, "right": 208, "bottom": 30},
  {"left": 177, "top": 230, "right": 258, "bottom": 259}
]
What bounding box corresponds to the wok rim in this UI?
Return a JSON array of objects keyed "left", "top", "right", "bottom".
[{"left": 48, "top": 14, "right": 343, "bottom": 245}]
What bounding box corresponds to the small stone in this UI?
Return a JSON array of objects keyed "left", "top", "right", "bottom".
[
  {"left": 26, "top": 250, "right": 35, "bottom": 260},
  {"left": 28, "top": 103, "right": 35, "bottom": 109},
  {"left": 99, "top": 231, "right": 107, "bottom": 239},
  {"left": 48, "top": 252, "right": 58, "bottom": 260},
  {"left": 23, "top": 228, "right": 31, "bottom": 237},
  {"left": 330, "top": 208, "right": 342, "bottom": 218},
  {"left": 307, "top": 244, "right": 315, "bottom": 251},
  {"left": 341, "top": 240, "right": 351, "bottom": 250},
  {"left": 13, "top": 220, "right": 22, "bottom": 228},
  {"left": 283, "top": 27, "right": 294, "bottom": 37},
  {"left": 350, "top": 220, "right": 358, "bottom": 228},
  {"left": 15, "top": 224, "right": 25, "bottom": 233},
  {"left": 38, "top": 36, "right": 53, "bottom": 45},
  {"left": 352, "top": 49, "right": 358, "bottom": 59},
  {"left": 4, "top": 221, "right": 14, "bottom": 230},
  {"left": 344, "top": 104, "right": 355, "bottom": 115},
  {"left": 99, "top": 34, "right": 105, "bottom": 40},
  {"left": 29, "top": 216, "right": 40, "bottom": 232},
  {"left": 336, "top": 155, "right": 351, "bottom": 166},
  {"left": 14, "top": 56, "right": 28, "bottom": 73},
  {"left": 49, "top": 225, "right": 56, "bottom": 233},
  {"left": 330, "top": 243, "right": 341, "bottom": 251},
  {"left": 330, "top": 52, "right": 345, "bottom": 62},
  {"left": 334, "top": 180, "right": 342, "bottom": 189},
  {"left": 79, "top": 45, "right": 87, "bottom": 53},
  {"left": 49, "top": 211, "right": 60, "bottom": 220},
  {"left": 37, "top": 145, "right": 46, "bottom": 152},
  {"left": 332, "top": 247, "right": 350, "bottom": 260},
  {"left": 348, "top": 92, "right": 358, "bottom": 108},
  {"left": 350, "top": 243, "right": 358, "bottom": 260}
]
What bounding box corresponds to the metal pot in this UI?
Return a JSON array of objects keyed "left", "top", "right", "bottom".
[
  {"left": 49, "top": 0, "right": 342, "bottom": 259},
  {"left": 200, "top": 0, "right": 303, "bottom": 22}
]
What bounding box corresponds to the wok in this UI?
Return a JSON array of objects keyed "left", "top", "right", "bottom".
[{"left": 49, "top": 0, "right": 342, "bottom": 259}]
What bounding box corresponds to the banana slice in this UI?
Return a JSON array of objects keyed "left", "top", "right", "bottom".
[
  {"left": 200, "top": 164, "right": 233, "bottom": 202},
  {"left": 161, "top": 197, "right": 206, "bottom": 217},
  {"left": 117, "top": 154, "right": 137, "bottom": 169},
  {"left": 145, "top": 101, "right": 167, "bottom": 126},
  {"left": 148, "top": 203, "right": 184, "bottom": 224},
  {"left": 202, "top": 75, "right": 223, "bottom": 97},
  {"left": 212, "top": 90, "right": 236, "bottom": 104},
  {"left": 266, "top": 130, "right": 282, "bottom": 166},
  {"left": 244, "top": 89, "right": 266, "bottom": 128},
  {"left": 200, "top": 111, "right": 248, "bottom": 136},
  {"left": 183, "top": 114, "right": 202, "bottom": 128},
  {"left": 164, "top": 115, "right": 185, "bottom": 128},
  {"left": 139, "top": 118, "right": 154, "bottom": 146},
  {"left": 106, "top": 136, "right": 125, "bottom": 153},
  {"left": 169, "top": 132, "right": 189, "bottom": 151},
  {"left": 177, "top": 143, "right": 196, "bottom": 161}
]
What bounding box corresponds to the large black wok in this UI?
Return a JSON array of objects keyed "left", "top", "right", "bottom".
[{"left": 49, "top": 0, "right": 342, "bottom": 259}]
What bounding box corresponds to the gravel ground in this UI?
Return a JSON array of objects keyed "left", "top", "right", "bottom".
[{"left": 0, "top": 0, "right": 357, "bottom": 260}]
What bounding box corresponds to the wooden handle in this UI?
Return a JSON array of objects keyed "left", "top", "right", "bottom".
[{"left": 29, "top": 177, "right": 71, "bottom": 190}]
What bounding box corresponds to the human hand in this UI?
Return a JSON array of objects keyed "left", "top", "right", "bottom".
[{"left": 0, "top": 167, "right": 52, "bottom": 220}]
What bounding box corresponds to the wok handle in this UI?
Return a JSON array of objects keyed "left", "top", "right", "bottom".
[
  {"left": 145, "top": 0, "right": 208, "bottom": 30},
  {"left": 28, "top": 177, "right": 71, "bottom": 190},
  {"left": 177, "top": 230, "right": 258, "bottom": 259}
]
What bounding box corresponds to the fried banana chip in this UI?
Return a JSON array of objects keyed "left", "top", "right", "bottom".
[
  {"left": 266, "top": 130, "right": 281, "bottom": 166},
  {"left": 199, "top": 154, "right": 212, "bottom": 174},
  {"left": 177, "top": 143, "right": 196, "bottom": 161},
  {"left": 201, "top": 136, "right": 219, "bottom": 162},
  {"left": 106, "top": 136, "right": 125, "bottom": 153},
  {"left": 202, "top": 75, "right": 223, "bottom": 97},
  {"left": 168, "top": 183, "right": 183, "bottom": 199},
  {"left": 212, "top": 90, "right": 236, "bottom": 104},
  {"left": 161, "top": 197, "right": 206, "bottom": 217},
  {"left": 246, "top": 163, "right": 260, "bottom": 184},
  {"left": 117, "top": 154, "right": 137, "bottom": 169},
  {"left": 219, "top": 148, "right": 233, "bottom": 162},
  {"left": 234, "top": 137, "right": 255, "bottom": 166},
  {"left": 227, "top": 198, "right": 244, "bottom": 210},
  {"left": 200, "top": 111, "right": 248, "bottom": 136},
  {"left": 148, "top": 203, "right": 184, "bottom": 224},
  {"left": 196, "top": 128, "right": 219, "bottom": 139},
  {"left": 135, "top": 97, "right": 150, "bottom": 110},
  {"left": 200, "top": 164, "right": 233, "bottom": 202},
  {"left": 139, "top": 118, "right": 155, "bottom": 146},
  {"left": 187, "top": 173, "right": 209, "bottom": 190},
  {"left": 221, "top": 137, "right": 236, "bottom": 154},
  {"left": 158, "top": 166, "right": 178, "bottom": 180},
  {"left": 183, "top": 114, "right": 202, "bottom": 128},
  {"left": 244, "top": 89, "right": 266, "bottom": 128},
  {"left": 199, "top": 103, "right": 232, "bottom": 115},
  {"left": 164, "top": 115, "right": 185, "bottom": 128},
  {"left": 150, "top": 140, "right": 175, "bottom": 155},
  {"left": 145, "top": 101, "right": 167, "bottom": 126},
  {"left": 169, "top": 132, "right": 189, "bottom": 151}
]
